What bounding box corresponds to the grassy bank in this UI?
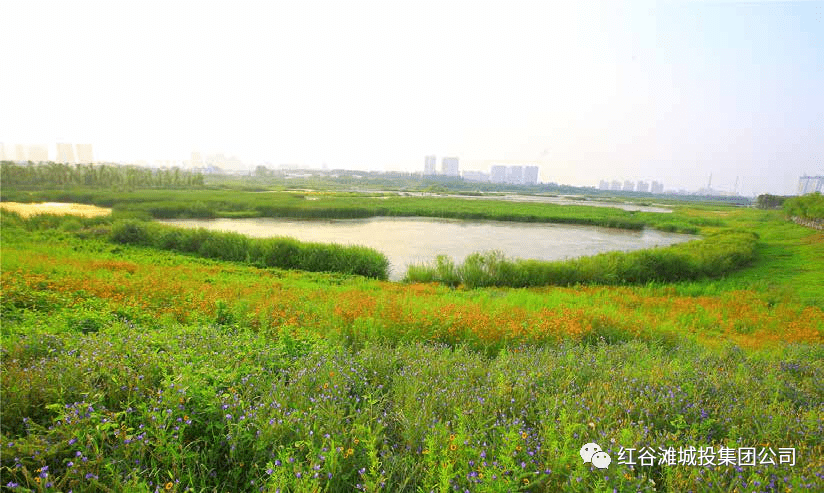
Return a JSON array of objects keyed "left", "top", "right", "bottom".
[
  {"left": 405, "top": 230, "right": 757, "bottom": 288},
  {"left": 109, "top": 220, "right": 389, "bottom": 280},
  {"left": 1, "top": 208, "right": 822, "bottom": 492}
]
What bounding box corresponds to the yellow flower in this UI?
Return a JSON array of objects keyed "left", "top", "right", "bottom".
[
  {"left": 449, "top": 443, "right": 457, "bottom": 451},
  {"left": 449, "top": 434, "right": 456, "bottom": 441},
  {"left": 354, "top": 438, "right": 360, "bottom": 445},
  {"left": 521, "top": 432, "right": 528, "bottom": 439},
  {"left": 165, "top": 481, "right": 174, "bottom": 490},
  {"left": 523, "top": 478, "right": 530, "bottom": 485}
]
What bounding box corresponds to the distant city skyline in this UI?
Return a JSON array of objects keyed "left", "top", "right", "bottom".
[
  {"left": 0, "top": 142, "right": 94, "bottom": 164},
  {"left": 1, "top": 140, "right": 816, "bottom": 196},
  {"left": 3, "top": 1, "right": 822, "bottom": 196}
]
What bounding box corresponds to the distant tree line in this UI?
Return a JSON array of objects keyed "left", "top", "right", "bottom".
[
  {"left": 756, "top": 194, "right": 788, "bottom": 209},
  {"left": 0, "top": 161, "right": 204, "bottom": 190}
]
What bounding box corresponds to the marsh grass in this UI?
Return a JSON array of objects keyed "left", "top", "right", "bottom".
[
  {"left": 2, "top": 188, "right": 708, "bottom": 233},
  {"left": 405, "top": 231, "right": 758, "bottom": 288},
  {"left": 109, "top": 220, "right": 389, "bottom": 279}
]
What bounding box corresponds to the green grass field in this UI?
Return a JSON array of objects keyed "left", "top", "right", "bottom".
[{"left": 1, "top": 195, "right": 822, "bottom": 492}]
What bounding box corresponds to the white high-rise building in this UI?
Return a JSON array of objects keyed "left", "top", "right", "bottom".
[
  {"left": 623, "top": 180, "right": 635, "bottom": 192},
  {"left": 490, "top": 165, "right": 507, "bottom": 183},
  {"left": 15, "top": 144, "right": 27, "bottom": 161},
  {"left": 424, "top": 155, "right": 437, "bottom": 175},
  {"left": 523, "top": 166, "right": 539, "bottom": 185},
  {"left": 75, "top": 144, "right": 93, "bottom": 163},
  {"left": 651, "top": 181, "right": 664, "bottom": 193},
  {"left": 28, "top": 145, "right": 49, "bottom": 162},
  {"left": 190, "top": 151, "right": 204, "bottom": 168},
  {"left": 441, "top": 157, "right": 459, "bottom": 177},
  {"left": 507, "top": 165, "right": 523, "bottom": 184},
  {"left": 56, "top": 143, "right": 76, "bottom": 163}
]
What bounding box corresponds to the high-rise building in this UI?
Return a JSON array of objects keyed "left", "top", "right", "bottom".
[
  {"left": 424, "top": 155, "right": 437, "bottom": 175},
  {"left": 441, "top": 157, "right": 459, "bottom": 177},
  {"left": 27, "top": 145, "right": 49, "bottom": 162},
  {"left": 599, "top": 180, "right": 610, "bottom": 190},
  {"left": 190, "top": 151, "right": 204, "bottom": 169},
  {"left": 637, "top": 181, "right": 649, "bottom": 193},
  {"left": 507, "top": 166, "right": 523, "bottom": 184},
  {"left": 623, "top": 180, "right": 635, "bottom": 192},
  {"left": 611, "top": 180, "right": 622, "bottom": 191},
  {"left": 651, "top": 181, "right": 664, "bottom": 193},
  {"left": 75, "top": 144, "right": 93, "bottom": 163},
  {"left": 523, "top": 166, "right": 539, "bottom": 185},
  {"left": 56, "top": 143, "right": 76, "bottom": 163},
  {"left": 490, "top": 165, "right": 507, "bottom": 184}
]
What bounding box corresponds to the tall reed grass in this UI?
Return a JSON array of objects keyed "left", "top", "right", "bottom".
[
  {"left": 405, "top": 230, "right": 758, "bottom": 288},
  {"left": 110, "top": 220, "right": 389, "bottom": 279}
]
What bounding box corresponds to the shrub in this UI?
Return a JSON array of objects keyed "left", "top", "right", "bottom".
[
  {"left": 108, "top": 222, "right": 389, "bottom": 279},
  {"left": 110, "top": 220, "right": 150, "bottom": 245},
  {"left": 784, "top": 192, "right": 824, "bottom": 220}
]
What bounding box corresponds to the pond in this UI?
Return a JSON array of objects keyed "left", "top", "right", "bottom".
[{"left": 159, "top": 217, "right": 696, "bottom": 281}]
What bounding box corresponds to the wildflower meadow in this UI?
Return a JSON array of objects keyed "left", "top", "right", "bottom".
[{"left": 1, "top": 200, "right": 822, "bottom": 492}]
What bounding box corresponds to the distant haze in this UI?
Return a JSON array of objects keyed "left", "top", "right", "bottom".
[{"left": 2, "top": 0, "right": 822, "bottom": 195}]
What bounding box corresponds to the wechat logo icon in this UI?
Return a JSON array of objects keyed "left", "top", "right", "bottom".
[{"left": 580, "top": 442, "right": 611, "bottom": 469}]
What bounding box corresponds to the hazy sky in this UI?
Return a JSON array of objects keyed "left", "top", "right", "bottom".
[{"left": 2, "top": 0, "right": 822, "bottom": 195}]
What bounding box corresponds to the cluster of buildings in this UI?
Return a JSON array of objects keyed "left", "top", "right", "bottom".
[
  {"left": 187, "top": 151, "right": 244, "bottom": 170},
  {"left": 489, "top": 165, "right": 539, "bottom": 185},
  {"left": 599, "top": 179, "right": 664, "bottom": 194},
  {"left": 423, "top": 155, "right": 460, "bottom": 177},
  {"left": 423, "top": 156, "right": 540, "bottom": 185},
  {"left": 0, "top": 143, "right": 94, "bottom": 164}
]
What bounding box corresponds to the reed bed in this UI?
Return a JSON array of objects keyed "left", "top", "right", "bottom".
[
  {"left": 405, "top": 231, "right": 758, "bottom": 288},
  {"left": 109, "top": 220, "right": 389, "bottom": 280}
]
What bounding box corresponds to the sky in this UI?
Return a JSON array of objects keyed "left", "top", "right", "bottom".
[{"left": 2, "top": 0, "right": 822, "bottom": 195}]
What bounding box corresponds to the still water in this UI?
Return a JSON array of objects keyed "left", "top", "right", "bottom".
[{"left": 159, "top": 217, "right": 696, "bottom": 280}]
